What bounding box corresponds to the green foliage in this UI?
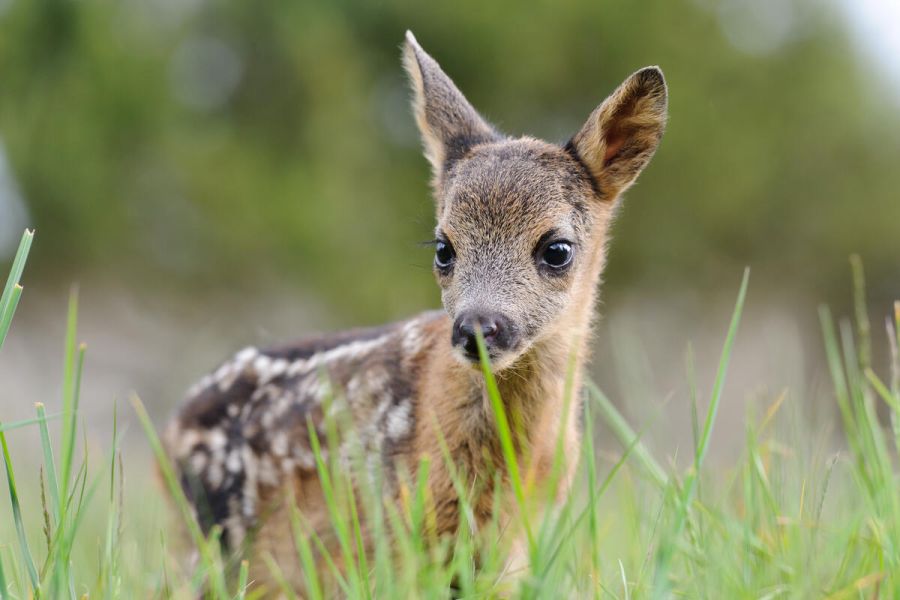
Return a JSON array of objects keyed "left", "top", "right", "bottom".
[
  {"left": 3, "top": 232, "right": 900, "bottom": 597},
  {"left": 0, "top": 230, "right": 31, "bottom": 347},
  {"left": 1, "top": 0, "right": 899, "bottom": 321}
]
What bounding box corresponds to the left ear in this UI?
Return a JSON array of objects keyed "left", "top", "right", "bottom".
[
  {"left": 568, "top": 67, "right": 668, "bottom": 199},
  {"left": 402, "top": 31, "right": 501, "bottom": 181}
]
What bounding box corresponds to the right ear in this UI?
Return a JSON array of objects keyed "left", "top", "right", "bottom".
[
  {"left": 403, "top": 31, "right": 501, "bottom": 180},
  {"left": 568, "top": 67, "right": 668, "bottom": 200}
]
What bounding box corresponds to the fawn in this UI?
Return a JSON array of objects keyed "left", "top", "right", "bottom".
[{"left": 164, "top": 31, "right": 667, "bottom": 594}]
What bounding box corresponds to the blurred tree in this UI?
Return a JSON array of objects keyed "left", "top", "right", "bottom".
[{"left": 0, "top": 0, "right": 898, "bottom": 322}]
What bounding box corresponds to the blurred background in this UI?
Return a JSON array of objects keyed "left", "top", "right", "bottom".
[{"left": 1, "top": 0, "right": 898, "bottom": 462}]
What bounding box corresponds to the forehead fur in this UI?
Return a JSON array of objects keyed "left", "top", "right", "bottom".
[{"left": 438, "top": 137, "right": 596, "bottom": 227}]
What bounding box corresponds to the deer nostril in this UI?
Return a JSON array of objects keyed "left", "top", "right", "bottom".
[
  {"left": 459, "top": 318, "right": 495, "bottom": 340},
  {"left": 453, "top": 313, "right": 503, "bottom": 356},
  {"left": 456, "top": 321, "right": 478, "bottom": 348},
  {"left": 479, "top": 319, "right": 498, "bottom": 339},
  {"left": 451, "top": 311, "right": 519, "bottom": 361}
]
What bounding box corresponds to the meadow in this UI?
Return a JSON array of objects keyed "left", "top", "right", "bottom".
[{"left": 2, "top": 228, "right": 899, "bottom": 599}]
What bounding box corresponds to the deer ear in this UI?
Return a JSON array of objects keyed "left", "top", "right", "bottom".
[
  {"left": 569, "top": 67, "right": 668, "bottom": 199},
  {"left": 403, "top": 31, "right": 501, "bottom": 179}
]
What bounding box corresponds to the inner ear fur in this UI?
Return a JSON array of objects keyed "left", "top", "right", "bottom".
[
  {"left": 402, "top": 31, "right": 501, "bottom": 180},
  {"left": 569, "top": 66, "right": 668, "bottom": 199}
]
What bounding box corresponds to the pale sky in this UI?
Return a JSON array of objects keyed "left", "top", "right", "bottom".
[{"left": 840, "top": 0, "right": 900, "bottom": 100}]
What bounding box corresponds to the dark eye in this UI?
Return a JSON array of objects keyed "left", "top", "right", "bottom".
[
  {"left": 541, "top": 241, "right": 573, "bottom": 269},
  {"left": 435, "top": 240, "right": 455, "bottom": 269}
]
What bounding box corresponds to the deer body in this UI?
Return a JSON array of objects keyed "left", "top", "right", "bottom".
[{"left": 165, "top": 31, "right": 667, "bottom": 595}]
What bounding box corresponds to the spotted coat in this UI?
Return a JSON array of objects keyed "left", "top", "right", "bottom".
[{"left": 164, "top": 312, "right": 439, "bottom": 550}]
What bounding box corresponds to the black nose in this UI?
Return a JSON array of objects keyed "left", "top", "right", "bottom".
[{"left": 451, "top": 310, "right": 517, "bottom": 360}]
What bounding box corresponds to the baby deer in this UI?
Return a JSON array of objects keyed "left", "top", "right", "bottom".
[{"left": 164, "top": 31, "right": 667, "bottom": 594}]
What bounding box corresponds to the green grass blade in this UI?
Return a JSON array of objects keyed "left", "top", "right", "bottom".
[
  {"left": 850, "top": 255, "right": 871, "bottom": 370},
  {"left": 235, "top": 559, "right": 250, "bottom": 600},
  {"left": 686, "top": 343, "right": 700, "bottom": 456},
  {"left": 866, "top": 368, "right": 900, "bottom": 414},
  {"left": 310, "top": 526, "right": 353, "bottom": 598},
  {"left": 0, "top": 285, "right": 22, "bottom": 349},
  {"left": 0, "top": 429, "right": 40, "bottom": 591},
  {"left": 588, "top": 381, "right": 667, "bottom": 488},
  {"left": 103, "top": 403, "right": 122, "bottom": 600},
  {"left": 0, "top": 411, "right": 63, "bottom": 433},
  {"left": 306, "top": 416, "right": 359, "bottom": 597},
  {"left": 130, "top": 393, "right": 229, "bottom": 598},
  {"left": 546, "top": 342, "right": 580, "bottom": 497},
  {"left": 819, "top": 306, "right": 858, "bottom": 448},
  {"left": 0, "top": 548, "right": 6, "bottom": 598},
  {"left": 429, "top": 410, "right": 478, "bottom": 532},
  {"left": 474, "top": 328, "right": 535, "bottom": 556},
  {"left": 888, "top": 306, "right": 899, "bottom": 397},
  {"left": 262, "top": 553, "right": 299, "bottom": 600},
  {"left": 888, "top": 309, "right": 900, "bottom": 455},
  {"left": 0, "top": 229, "right": 33, "bottom": 323},
  {"left": 35, "top": 403, "right": 60, "bottom": 523},
  {"left": 288, "top": 495, "right": 324, "bottom": 600},
  {"left": 653, "top": 267, "right": 750, "bottom": 598},
  {"left": 692, "top": 267, "right": 749, "bottom": 471},
  {"left": 537, "top": 414, "right": 645, "bottom": 579},
  {"left": 59, "top": 288, "right": 82, "bottom": 522},
  {"left": 583, "top": 398, "right": 601, "bottom": 598},
  {"left": 345, "top": 473, "right": 371, "bottom": 600},
  {"left": 895, "top": 301, "right": 900, "bottom": 382},
  {"left": 63, "top": 459, "right": 106, "bottom": 555}
]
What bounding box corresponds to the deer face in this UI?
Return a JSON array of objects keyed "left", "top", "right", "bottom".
[
  {"left": 432, "top": 140, "right": 598, "bottom": 370},
  {"left": 403, "top": 32, "right": 667, "bottom": 371}
]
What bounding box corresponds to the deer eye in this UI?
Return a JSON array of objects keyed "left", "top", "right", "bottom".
[
  {"left": 540, "top": 241, "right": 573, "bottom": 269},
  {"left": 434, "top": 240, "right": 456, "bottom": 269}
]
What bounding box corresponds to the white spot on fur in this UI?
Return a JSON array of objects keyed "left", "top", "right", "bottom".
[
  {"left": 186, "top": 374, "right": 214, "bottom": 398},
  {"left": 225, "top": 496, "right": 247, "bottom": 545},
  {"left": 294, "top": 447, "right": 315, "bottom": 470},
  {"left": 346, "top": 375, "right": 361, "bottom": 396},
  {"left": 240, "top": 446, "right": 258, "bottom": 518},
  {"left": 366, "top": 368, "right": 390, "bottom": 397},
  {"left": 255, "top": 356, "right": 289, "bottom": 384},
  {"left": 189, "top": 450, "right": 208, "bottom": 473},
  {"left": 214, "top": 346, "right": 258, "bottom": 391},
  {"left": 226, "top": 448, "right": 242, "bottom": 473},
  {"left": 401, "top": 319, "right": 425, "bottom": 356},
  {"left": 271, "top": 432, "right": 288, "bottom": 457},
  {"left": 253, "top": 355, "right": 271, "bottom": 373},
  {"left": 258, "top": 455, "right": 279, "bottom": 486},
  {"left": 293, "top": 376, "right": 334, "bottom": 409},
  {"left": 297, "top": 451, "right": 316, "bottom": 470},
  {"left": 207, "top": 428, "right": 227, "bottom": 453},
  {"left": 286, "top": 336, "right": 389, "bottom": 378},
  {"left": 235, "top": 346, "right": 258, "bottom": 363},
  {"left": 386, "top": 399, "right": 413, "bottom": 441},
  {"left": 174, "top": 429, "right": 201, "bottom": 457},
  {"left": 242, "top": 494, "right": 256, "bottom": 520},
  {"left": 206, "top": 462, "right": 224, "bottom": 489}
]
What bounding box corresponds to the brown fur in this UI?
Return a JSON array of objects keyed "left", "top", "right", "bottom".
[{"left": 163, "top": 31, "right": 667, "bottom": 596}]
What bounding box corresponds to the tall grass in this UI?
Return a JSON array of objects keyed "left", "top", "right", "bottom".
[{"left": 2, "top": 233, "right": 900, "bottom": 598}]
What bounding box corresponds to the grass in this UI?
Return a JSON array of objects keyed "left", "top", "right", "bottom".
[{"left": 2, "top": 232, "right": 900, "bottom": 598}]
